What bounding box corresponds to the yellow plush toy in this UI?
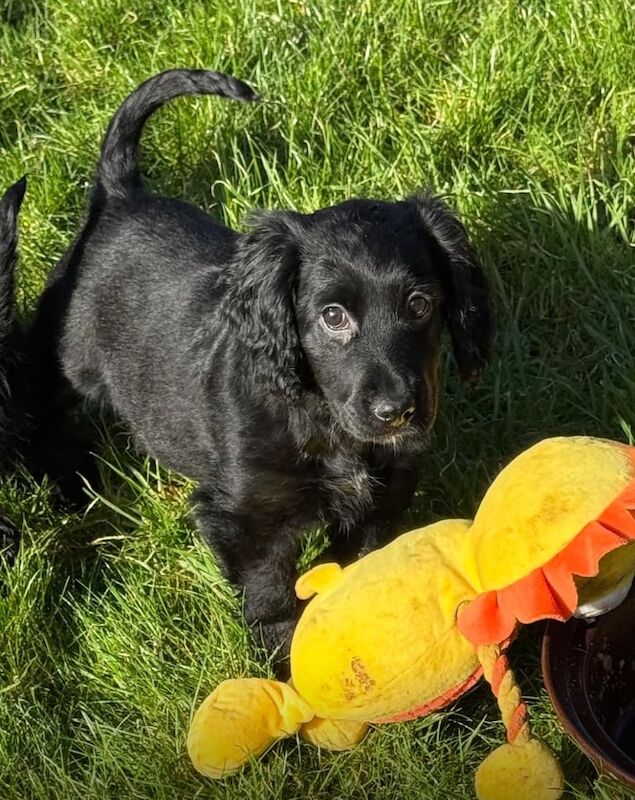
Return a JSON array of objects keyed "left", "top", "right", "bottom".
[{"left": 187, "top": 437, "right": 635, "bottom": 800}]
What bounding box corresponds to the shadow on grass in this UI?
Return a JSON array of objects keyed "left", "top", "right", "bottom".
[
  {"left": 410, "top": 186, "right": 635, "bottom": 523},
  {"left": 1, "top": 0, "right": 40, "bottom": 29}
]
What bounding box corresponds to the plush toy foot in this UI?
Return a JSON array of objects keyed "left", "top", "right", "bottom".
[
  {"left": 187, "top": 678, "right": 314, "bottom": 778},
  {"left": 300, "top": 716, "right": 369, "bottom": 750},
  {"left": 475, "top": 739, "right": 564, "bottom": 800}
]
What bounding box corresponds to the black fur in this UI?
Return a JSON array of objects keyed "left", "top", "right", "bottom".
[
  {"left": 0, "top": 177, "right": 28, "bottom": 568},
  {"left": 29, "top": 69, "right": 493, "bottom": 664}
]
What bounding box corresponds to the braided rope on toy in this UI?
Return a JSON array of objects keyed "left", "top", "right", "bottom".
[{"left": 477, "top": 644, "right": 530, "bottom": 745}]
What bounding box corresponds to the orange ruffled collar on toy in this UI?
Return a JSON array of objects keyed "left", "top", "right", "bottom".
[{"left": 457, "top": 480, "right": 635, "bottom": 647}]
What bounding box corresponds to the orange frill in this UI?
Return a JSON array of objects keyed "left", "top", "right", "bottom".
[{"left": 457, "top": 480, "right": 635, "bottom": 647}]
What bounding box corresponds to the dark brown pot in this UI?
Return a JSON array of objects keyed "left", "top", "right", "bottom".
[{"left": 541, "top": 585, "right": 635, "bottom": 791}]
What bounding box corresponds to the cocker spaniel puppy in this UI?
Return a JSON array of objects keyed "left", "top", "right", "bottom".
[{"left": 29, "top": 70, "right": 493, "bottom": 664}]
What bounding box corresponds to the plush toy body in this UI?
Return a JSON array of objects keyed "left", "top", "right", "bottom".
[{"left": 188, "top": 437, "right": 635, "bottom": 800}]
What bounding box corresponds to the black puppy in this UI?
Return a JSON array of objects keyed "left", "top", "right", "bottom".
[
  {"left": 0, "top": 177, "right": 28, "bottom": 567},
  {"left": 30, "top": 70, "right": 492, "bottom": 661}
]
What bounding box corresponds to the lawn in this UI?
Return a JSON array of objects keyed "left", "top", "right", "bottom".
[{"left": 1, "top": 0, "right": 635, "bottom": 798}]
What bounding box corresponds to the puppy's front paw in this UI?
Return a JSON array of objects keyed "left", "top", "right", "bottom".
[{"left": 252, "top": 618, "right": 297, "bottom": 679}]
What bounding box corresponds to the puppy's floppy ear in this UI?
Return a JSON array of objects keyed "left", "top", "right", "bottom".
[
  {"left": 412, "top": 194, "right": 493, "bottom": 381},
  {"left": 226, "top": 210, "right": 305, "bottom": 402}
]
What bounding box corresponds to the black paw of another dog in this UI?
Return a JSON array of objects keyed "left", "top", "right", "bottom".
[{"left": 0, "top": 514, "right": 20, "bottom": 571}]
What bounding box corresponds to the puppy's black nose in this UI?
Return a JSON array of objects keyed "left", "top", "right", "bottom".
[{"left": 373, "top": 399, "right": 416, "bottom": 428}]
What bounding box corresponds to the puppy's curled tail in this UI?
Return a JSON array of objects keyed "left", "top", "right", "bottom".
[
  {"left": 95, "top": 69, "right": 259, "bottom": 201},
  {"left": 0, "top": 177, "right": 26, "bottom": 331}
]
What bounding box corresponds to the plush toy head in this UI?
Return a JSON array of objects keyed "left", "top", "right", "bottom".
[{"left": 188, "top": 437, "right": 635, "bottom": 800}]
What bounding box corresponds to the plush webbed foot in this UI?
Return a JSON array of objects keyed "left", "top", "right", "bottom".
[{"left": 187, "top": 678, "right": 314, "bottom": 778}]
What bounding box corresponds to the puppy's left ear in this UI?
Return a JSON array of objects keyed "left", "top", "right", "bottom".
[{"left": 412, "top": 195, "right": 494, "bottom": 381}]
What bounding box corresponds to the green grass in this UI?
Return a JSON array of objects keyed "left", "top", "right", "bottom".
[{"left": 1, "top": 0, "right": 635, "bottom": 797}]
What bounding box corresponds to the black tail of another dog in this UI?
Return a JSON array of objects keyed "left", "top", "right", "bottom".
[
  {"left": 0, "top": 178, "right": 26, "bottom": 570},
  {"left": 0, "top": 177, "right": 26, "bottom": 338},
  {"left": 95, "top": 69, "right": 259, "bottom": 202}
]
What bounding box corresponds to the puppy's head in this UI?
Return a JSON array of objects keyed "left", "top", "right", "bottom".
[{"left": 233, "top": 195, "right": 492, "bottom": 446}]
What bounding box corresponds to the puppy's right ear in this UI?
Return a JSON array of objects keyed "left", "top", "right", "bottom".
[{"left": 225, "top": 211, "right": 305, "bottom": 403}]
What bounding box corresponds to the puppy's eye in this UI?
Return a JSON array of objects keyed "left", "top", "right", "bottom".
[
  {"left": 407, "top": 293, "right": 431, "bottom": 319},
  {"left": 321, "top": 305, "right": 350, "bottom": 331}
]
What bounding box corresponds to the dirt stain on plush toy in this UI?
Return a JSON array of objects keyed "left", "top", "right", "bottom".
[
  {"left": 535, "top": 492, "right": 575, "bottom": 525},
  {"left": 351, "top": 658, "right": 375, "bottom": 692},
  {"left": 342, "top": 659, "right": 376, "bottom": 700}
]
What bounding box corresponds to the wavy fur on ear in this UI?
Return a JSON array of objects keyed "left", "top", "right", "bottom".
[
  {"left": 412, "top": 195, "right": 494, "bottom": 380},
  {"left": 224, "top": 211, "right": 305, "bottom": 403}
]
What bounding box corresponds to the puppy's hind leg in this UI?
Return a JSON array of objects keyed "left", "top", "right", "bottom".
[
  {"left": 25, "top": 269, "right": 101, "bottom": 509},
  {"left": 26, "top": 350, "right": 99, "bottom": 509},
  {"left": 32, "top": 390, "right": 99, "bottom": 509}
]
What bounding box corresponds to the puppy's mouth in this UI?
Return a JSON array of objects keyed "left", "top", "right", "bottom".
[{"left": 336, "top": 410, "right": 432, "bottom": 447}]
